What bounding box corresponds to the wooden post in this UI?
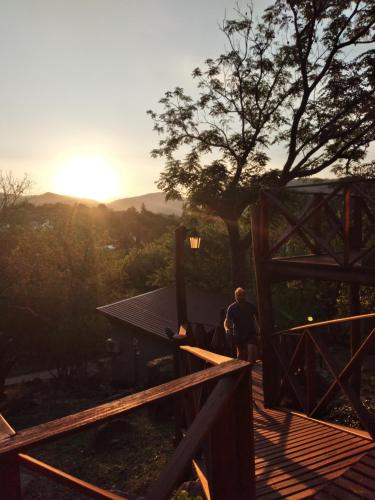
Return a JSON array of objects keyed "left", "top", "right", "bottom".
[
  {"left": 349, "top": 194, "right": 362, "bottom": 393},
  {"left": 0, "top": 454, "right": 21, "bottom": 500},
  {"left": 305, "top": 333, "right": 316, "bottom": 415},
  {"left": 175, "top": 225, "right": 188, "bottom": 328},
  {"left": 350, "top": 284, "right": 361, "bottom": 394},
  {"left": 207, "top": 367, "right": 255, "bottom": 500},
  {"left": 351, "top": 194, "right": 363, "bottom": 252},
  {"left": 173, "top": 334, "right": 189, "bottom": 446},
  {"left": 251, "top": 195, "right": 279, "bottom": 407},
  {"left": 312, "top": 194, "right": 323, "bottom": 255},
  {"left": 344, "top": 185, "right": 351, "bottom": 266},
  {"left": 234, "top": 366, "right": 255, "bottom": 499}
]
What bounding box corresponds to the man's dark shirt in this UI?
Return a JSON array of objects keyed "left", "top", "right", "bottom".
[{"left": 226, "top": 300, "right": 257, "bottom": 344}]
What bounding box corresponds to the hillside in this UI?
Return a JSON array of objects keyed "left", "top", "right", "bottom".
[
  {"left": 26, "top": 191, "right": 183, "bottom": 215},
  {"left": 107, "top": 192, "right": 183, "bottom": 215},
  {"left": 27, "top": 192, "right": 99, "bottom": 207}
]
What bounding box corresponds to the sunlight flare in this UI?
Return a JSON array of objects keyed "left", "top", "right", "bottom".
[{"left": 53, "top": 155, "right": 121, "bottom": 201}]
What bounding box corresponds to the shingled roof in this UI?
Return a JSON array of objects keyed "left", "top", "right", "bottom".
[{"left": 97, "top": 286, "right": 231, "bottom": 340}]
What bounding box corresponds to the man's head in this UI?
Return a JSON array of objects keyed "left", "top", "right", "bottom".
[{"left": 234, "top": 287, "right": 246, "bottom": 302}]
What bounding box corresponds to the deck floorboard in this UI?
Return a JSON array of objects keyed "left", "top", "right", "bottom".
[{"left": 253, "top": 364, "right": 375, "bottom": 499}]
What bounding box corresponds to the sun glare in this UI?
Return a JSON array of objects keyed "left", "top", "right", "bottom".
[{"left": 53, "top": 155, "right": 121, "bottom": 202}]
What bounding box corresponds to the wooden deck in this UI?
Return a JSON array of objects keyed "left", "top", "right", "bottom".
[
  {"left": 267, "top": 253, "right": 375, "bottom": 285},
  {"left": 252, "top": 364, "right": 375, "bottom": 499}
]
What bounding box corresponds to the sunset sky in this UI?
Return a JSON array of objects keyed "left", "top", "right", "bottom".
[{"left": 0, "top": 1, "right": 373, "bottom": 201}]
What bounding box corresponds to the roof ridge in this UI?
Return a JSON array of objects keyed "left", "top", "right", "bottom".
[{"left": 96, "top": 286, "right": 172, "bottom": 310}]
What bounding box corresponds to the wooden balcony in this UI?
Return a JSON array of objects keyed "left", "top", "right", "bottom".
[
  {"left": 252, "top": 179, "right": 375, "bottom": 286},
  {"left": 1, "top": 340, "right": 374, "bottom": 499}
]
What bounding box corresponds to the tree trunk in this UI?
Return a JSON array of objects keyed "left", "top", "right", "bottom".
[{"left": 225, "top": 219, "right": 248, "bottom": 289}]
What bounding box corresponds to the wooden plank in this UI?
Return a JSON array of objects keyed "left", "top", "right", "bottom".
[
  {"left": 256, "top": 442, "right": 372, "bottom": 481},
  {"left": 192, "top": 459, "right": 210, "bottom": 500},
  {"left": 344, "top": 469, "right": 375, "bottom": 490},
  {"left": 254, "top": 426, "right": 338, "bottom": 452},
  {"left": 255, "top": 420, "right": 336, "bottom": 443},
  {"left": 334, "top": 476, "right": 375, "bottom": 498},
  {"left": 145, "top": 374, "right": 242, "bottom": 500},
  {"left": 0, "top": 359, "right": 248, "bottom": 456},
  {"left": 180, "top": 346, "right": 233, "bottom": 366},
  {"left": 274, "top": 407, "right": 374, "bottom": 440},
  {"left": 315, "top": 483, "right": 359, "bottom": 500},
  {"left": 18, "top": 454, "right": 125, "bottom": 499},
  {"left": 275, "top": 312, "right": 375, "bottom": 335},
  {"left": 256, "top": 440, "right": 363, "bottom": 474},
  {"left": 0, "top": 414, "right": 16, "bottom": 438},
  {"left": 257, "top": 456, "right": 362, "bottom": 499},
  {"left": 267, "top": 258, "right": 375, "bottom": 286},
  {"left": 255, "top": 434, "right": 360, "bottom": 465},
  {"left": 352, "top": 461, "right": 375, "bottom": 478},
  {"left": 361, "top": 455, "right": 375, "bottom": 468},
  {"left": 256, "top": 449, "right": 374, "bottom": 488},
  {"left": 254, "top": 420, "right": 316, "bottom": 439},
  {"left": 256, "top": 448, "right": 371, "bottom": 490},
  {"left": 252, "top": 364, "right": 375, "bottom": 499}
]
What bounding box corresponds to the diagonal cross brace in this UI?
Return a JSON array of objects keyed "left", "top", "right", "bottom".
[
  {"left": 273, "top": 333, "right": 307, "bottom": 411},
  {"left": 308, "top": 328, "right": 375, "bottom": 438},
  {"left": 266, "top": 187, "right": 344, "bottom": 263}
]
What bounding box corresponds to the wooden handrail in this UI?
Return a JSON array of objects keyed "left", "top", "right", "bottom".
[
  {"left": 177, "top": 345, "right": 255, "bottom": 499},
  {"left": 180, "top": 346, "right": 233, "bottom": 365},
  {"left": 145, "top": 375, "right": 242, "bottom": 500},
  {"left": 0, "top": 360, "right": 247, "bottom": 457},
  {"left": 274, "top": 316, "right": 375, "bottom": 437},
  {"left": 18, "top": 454, "right": 124, "bottom": 500},
  {"left": 1, "top": 349, "right": 254, "bottom": 500},
  {"left": 273, "top": 312, "right": 375, "bottom": 336}
]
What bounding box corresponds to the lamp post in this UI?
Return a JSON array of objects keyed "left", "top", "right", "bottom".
[{"left": 175, "top": 225, "right": 201, "bottom": 330}]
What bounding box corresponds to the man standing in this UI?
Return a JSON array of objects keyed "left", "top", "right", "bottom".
[{"left": 224, "top": 287, "right": 258, "bottom": 362}]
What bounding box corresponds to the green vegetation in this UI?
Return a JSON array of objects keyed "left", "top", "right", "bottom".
[{"left": 0, "top": 198, "right": 179, "bottom": 393}]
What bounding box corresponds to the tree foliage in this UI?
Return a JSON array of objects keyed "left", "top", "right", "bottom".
[
  {"left": 0, "top": 199, "right": 178, "bottom": 393},
  {"left": 149, "top": 0, "right": 375, "bottom": 285}
]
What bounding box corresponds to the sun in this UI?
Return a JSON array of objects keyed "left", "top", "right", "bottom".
[{"left": 53, "top": 155, "right": 121, "bottom": 202}]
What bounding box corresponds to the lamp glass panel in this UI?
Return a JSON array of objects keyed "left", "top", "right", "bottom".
[{"left": 189, "top": 236, "right": 201, "bottom": 249}]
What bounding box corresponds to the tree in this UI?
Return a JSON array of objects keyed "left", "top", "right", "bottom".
[
  {"left": 0, "top": 171, "right": 31, "bottom": 220},
  {"left": 149, "top": 0, "right": 375, "bottom": 286}
]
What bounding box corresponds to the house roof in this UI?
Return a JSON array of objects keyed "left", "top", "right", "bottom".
[{"left": 97, "top": 286, "right": 231, "bottom": 340}]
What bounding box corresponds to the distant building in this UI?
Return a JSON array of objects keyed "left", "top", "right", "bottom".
[{"left": 97, "top": 286, "right": 230, "bottom": 387}]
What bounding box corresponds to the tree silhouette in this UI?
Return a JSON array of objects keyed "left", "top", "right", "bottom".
[{"left": 149, "top": 0, "right": 375, "bottom": 286}]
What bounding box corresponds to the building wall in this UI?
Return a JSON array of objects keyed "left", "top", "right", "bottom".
[{"left": 108, "top": 322, "right": 172, "bottom": 388}]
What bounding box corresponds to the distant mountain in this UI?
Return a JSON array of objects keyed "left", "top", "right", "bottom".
[
  {"left": 27, "top": 192, "right": 99, "bottom": 207},
  {"left": 108, "top": 192, "right": 183, "bottom": 215},
  {"left": 26, "top": 191, "right": 183, "bottom": 216}
]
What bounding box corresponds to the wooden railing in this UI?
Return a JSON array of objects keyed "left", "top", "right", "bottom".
[
  {"left": 174, "top": 344, "right": 255, "bottom": 500},
  {"left": 0, "top": 348, "right": 254, "bottom": 500},
  {"left": 260, "top": 179, "right": 375, "bottom": 267},
  {"left": 272, "top": 313, "right": 375, "bottom": 438}
]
